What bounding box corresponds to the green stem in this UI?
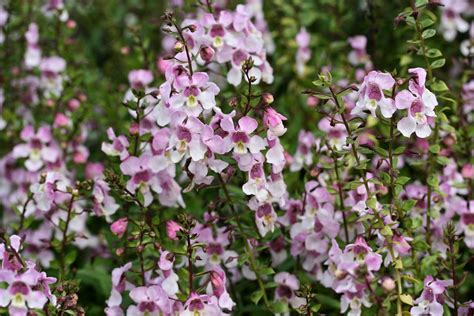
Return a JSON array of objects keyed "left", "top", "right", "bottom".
[
  {"left": 217, "top": 174, "right": 271, "bottom": 309},
  {"left": 329, "top": 87, "right": 404, "bottom": 316}
]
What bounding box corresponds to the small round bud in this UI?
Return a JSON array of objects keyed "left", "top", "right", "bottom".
[
  {"left": 382, "top": 277, "right": 396, "bottom": 291},
  {"left": 310, "top": 168, "right": 319, "bottom": 178},
  {"left": 200, "top": 46, "right": 215, "bottom": 62},
  {"left": 262, "top": 92, "right": 274, "bottom": 105},
  {"left": 115, "top": 247, "right": 125, "bottom": 256},
  {"left": 68, "top": 98, "right": 81, "bottom": 111},
  {"left": 121, "top": 47, "right": 130, "bottom": 55},
  {"left": 66, "top": 20, "right": 77, "bottom": 29},
  {"left": 78, "top": 93, "right": 87, "bottom": 102},
  {"left": 174, "top": 41, "right": 185, "bottom": 53},
  {"left": 229, "top": 97, "right": 238, "bottom": 107},
  {"left": 129, "top": 122, "right": 139, "bottom": 136},
  {"left": 111, "top": 218, "right": 128, "bottom": 238},
  {"left": 188, "top": 24, "right": 197, "bottom": 32}
]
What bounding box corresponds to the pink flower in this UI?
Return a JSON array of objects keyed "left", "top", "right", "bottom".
[
  {"left": 110, "top": 218, "right": 128, "bottom": 238},
  {"left": 39, "top": 56, "right": 66, "bottom": 75},
  {"left": 119, "top": 154, "right": 167, "bottom": 207},
  {"left": 396, "top": 68, "right": 438, "bottom": 138},
  {"left": 12, "top": 125, "right": 60, "bottom": 172},
  {"left": 166, "top": 220, "right": 183, "bottom": 240},
  {"left": 128, "top": 69, "right": 154, "bottom": 89},
  {"left": 348, "top": 35, "right": 371, "bottom": 66},
  {"left": 295, "top": 28, "right": 311, "bottom": 75},
  {"left": 208, "top": 267, "right": 235, "bottom": 310},
  {"left": 101, "top": 128, "right": 130, "bottom": 161},
  {"left": 462, "top": 164, "right": 474, "bottom": 179},
  {"left": 440, "top": 0, "right": 469, "bottom": 41},
  {"left": 0, "top": 268, "right": 51, "bottom": 315},
  {"left": 168, "top": 72, "right": 219, "bottom": 118},
  {"left": 181, "top": 292, "right": 222, "bottom": 315},
  {"left": 126, "top": 286, "right": 172, "bottom": 315},
  {"left": 410, "top": 276, "right": 453, "bottom": 316},
  {"left": 352, "top": 71, "right": 395, "bottom": 118},
  {"left": 263, "top": 107, "right": 287, "bottom": 136},
  {"left": 274, "top": 272, "right": 305, "bottom": 309},
  {"left": 220, "top": 116, "right": 266, "bottom": 155}
]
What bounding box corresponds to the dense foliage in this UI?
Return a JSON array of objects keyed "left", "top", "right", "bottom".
[{"left": 0, "top": 0, "right": 474, "bottom": 315}]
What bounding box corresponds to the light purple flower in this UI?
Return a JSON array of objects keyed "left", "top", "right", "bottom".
[
  {"left": 12, "top": 125, "right": 60, "bottom": 172},
  {"left": 128, "top": 69, "right": 154, "bottom": 89},
  {"left": 126, "top": 286, "right": 172, "bottom": 315},
  {"left": 396, "top": 68, "right": 438, "bottom": 138},
  {"left": 410, "top": 276, "right": 453, "bottom": 316},
  {"left": 221, "top": 116, "right": 266, "bottom": 155},
  {"left": 352, "top": 71, "right": 395, "bottom": 118}
]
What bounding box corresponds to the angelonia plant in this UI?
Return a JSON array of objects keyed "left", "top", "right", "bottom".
[{"left": 0, "top": 0, "right": 474, "bottom": 315}]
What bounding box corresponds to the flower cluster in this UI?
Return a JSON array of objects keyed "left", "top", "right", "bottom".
[{"left": 1, "top": 0, "right": 474, "bottom": 315}]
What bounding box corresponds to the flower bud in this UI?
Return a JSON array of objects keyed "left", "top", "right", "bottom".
[
  {"left": 115, "top": 247, "right": 125, "bottom": 256},
  {"left": 68, "top": 98, "right": 81, "bottom": 111},
  {"left": 66, "top": 20, "right": 77, "bottom": 29},
  {"left": 262, "top": 92, "right": 274, "bottom": 105},
  {"left": 166, "top": 220, "right": 183, "bottom": 240},
  {"left": 382, "top": 277, "right": 396, "bottom": 291},
  {"left": 129, "top": 122, "right": 139, "bottom": 136},
  {"left": 120, "top": 47, "right": 130, "bottom": 55},
  {"left": 462, "top": 164, "right": 474, "bottom": 179},
  {"left": 229, "top": 97, "right": 238, "bottom": 107},
  {"left": 78, "top": 93, "right": 87, "bottom": 102},
  {"left": 200, "top": 46, "right": 215, "bottom": 62},
  {"left": 110, "top": 217, "right": 128, "bottom": 238},
  {"left": 54, "top": 113, "right": 70, "bottom": 127},
  {"left": 174, "top": 41, "right": 185, "bottom": 53}
]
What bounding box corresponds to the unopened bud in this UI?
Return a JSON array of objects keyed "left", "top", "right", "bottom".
[
  {"left": 262, "top": 92, "right": 274, "bottom": 105},
  {"left": 129, "top": 122, "right": 139, "bottom": 136},
  {"left": 174, "top": 41, "right": 185, "bottom": 53},
  {"left": 382, "top": 277, "right": 396, "bottom": 291},
  {"left": 200, "top": 46, "right": 215, "bottom": 62},
  {"left": 229, "top": 97, "right": 238, "bottom": 107},
  {"left": 115, "top": 248, "right": 125, "bottom": 256}
]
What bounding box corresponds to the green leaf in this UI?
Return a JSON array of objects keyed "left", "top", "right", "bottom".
[
  {"left": 250, "top": 290, "right": 264, "bottom": 304},
  {"left": 402, "top": 275, "right": 423, "bottom": 285},
  {"left": 401, "top": 199, "right": 417, "bottom": 211},
  {"left": 431, "top": 58, "right": 446, "bottom": 69},
  {"left": 393, "top": 146, "right": 406, "bottom": 155},
  {"left": 397, "top": 176, "right": 411, "bottom": 185},
  {"left": 366, "top": 196, "right": 377, "bottom": 210},
  {"left": 400, "top": 294, "right": 414, "bottom": 306},
  {"left": 272, "top": 301, "right": 289, "bottom": 313},
  {"left": 259, "top": 267, "right": 275, "bottom": 275},
  {"left": 430, "top": 80, "right": 449, "bottom": 92},
  {"left": 381, "top": 225, "right": 393, "bottom": 237},
  {"left": 65, "top": 250, "right": 77, "bottom": 265},
  {"left": 415, "top": 0, "right": 428, "bottom": 7},
  {"left": 421, "top": 28, "right": 436, "bottom": 39},
  {"left": 427, "top": 174, "right": 439, "bottom": 187},
  {"left": 436, "top": 156, "right": 450, "bottom": 166},
  {"left": 311, "top": 304, "right": 322, "bottom": 312},
  {"left": 429, "top": 144, "right": 440, "bottom": 154},
  {"left": 426, "top": 48, "right": 442, "bottom": 58},
  {"left": 136, "top": 191, "right": 145, "bottom": 206},
  {"left": 373, "top": 146, "right": 389, "bottom": 158},
  {"left": 420, "top": 18, "right": 435, "bottom": 28}
]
